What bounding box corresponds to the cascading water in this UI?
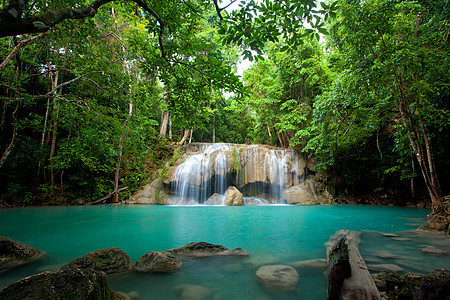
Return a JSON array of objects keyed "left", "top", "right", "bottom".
[{"left": 169, "top": 143, "right": 306, "bottom": 205}]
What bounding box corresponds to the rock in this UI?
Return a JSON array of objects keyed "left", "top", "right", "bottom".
[
  {"left": 224, "top": 186, "right": 244, "bottom": 206},
  {"left": 394, "top": 259, "right": 432, "bottom": 273},
  {"left": 375, "top": 251, "right": 398, "bottom": 259},
  {"left": 135, "top": 251, "right": 181, "bottom": 273},
  {"left": 127, "top": 179, "right": 163, "bottom": 204},
  {"left": 378, "top": 232, "right": 399, "bottom": 237},
  {"left": 0, "top": 264, "right": 127, "bottom": 299},
  {"left": 176, "top": 284, "right": 212, "bottom": 300},
  {"left": 373, "top": 271, "right": 400, "bottom": 291},
  {"left": 68, "top": 248, "right": 134, "bottom": 274},
  {"left": 326, "top": 230, "right": 381, "bottom": 300},
  {"left": 390, "top": 237, "right": 412, "bottom": 242},
  {"left": 290, "top": 258, "right": 327, "bottom": 269},
  {"left": 243, "top": 255, "right": 281, "bottom": 268},
  {"left": 422, "top": 245, "right": 447, "bottom": 255},
  {"left": 283, "top": 184, "right": 318, "bottom": 205},
  {"left": 386, "top": 268, "right": 450, "bottom": 300},
  {"left": 419, "top": 214, "right": 449, "bottom": 234},
  {"left": 367, "top": 264, "right": 404, "bottom": 273},
  {"left": 256, "top": 265, "right": 299, "bottom": 291},
  {"left": 168, "top": 241, "right": 248, "bottom": 257},
  {"left": 205, "top": 193, "right": 224, "bottom": 205},
  {"left": 0, "top": 236, "right": 45, "bottom": 272}
]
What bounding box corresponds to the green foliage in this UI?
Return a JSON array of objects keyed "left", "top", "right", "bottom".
[{"left": 231, "top": 147, "right": 241, "bottom": 173}]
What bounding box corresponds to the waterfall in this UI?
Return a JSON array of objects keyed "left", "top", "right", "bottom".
[{"left": 169, "top": 143, "right": 306, "bottom": 205}]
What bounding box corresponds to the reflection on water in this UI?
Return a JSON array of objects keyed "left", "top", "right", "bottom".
[{"left": 0, "top": 205, "right": 448, "bottom": 299}]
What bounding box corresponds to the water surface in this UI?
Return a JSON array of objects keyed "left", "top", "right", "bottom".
[{"left": 0, "top": 205, "right": 448, "bottom": 299}]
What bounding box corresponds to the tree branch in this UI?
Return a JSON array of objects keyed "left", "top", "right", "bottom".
[{"left": 0, "top": 32, "right": 47, "bottom": 71}]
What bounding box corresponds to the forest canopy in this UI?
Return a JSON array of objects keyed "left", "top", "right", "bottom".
[{"left": 0, "top": 0, "right": 448, "bottom": 221}]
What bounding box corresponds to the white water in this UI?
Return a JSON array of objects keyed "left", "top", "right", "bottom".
[{"left": 170, "top": 143, "right": 304, "bottom": 205}]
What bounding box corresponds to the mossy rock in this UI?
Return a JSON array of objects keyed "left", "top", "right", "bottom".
[
  {"left": 68, "top": 248, "right": 134, "bottom": 274},
  {"left": 135, "top": 251, "right": 182, "bottom": 273},
  {"left": 0, "top": 265, "right": 128, "bottom": 299},
  {"left": 0, "top": 236, "right": 45, "bottom": 272}
]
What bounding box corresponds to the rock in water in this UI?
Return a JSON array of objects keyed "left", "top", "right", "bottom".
[
  {"left": 422, "top": 245, "right": 447, "bottom": 255},
  {"left": 0, "top": 265, "right": 128, "bottom": 299},
  {"left": 283, "top": 183, "right": 318, "bottom": 205},
  {"left": 0, "top": 236, "right": 45, "bottom": 272},
  {"left": 135, "top": 251, "right": 181, "bottom": 273},
  {"left": 68, "top": 248, "right": 134, "bottom": 274},
  {"left": 256, "top": 265, "right": 299, "bottom": 291},
  {"left": 290, "top": 258, "right": 327, "bottom": 269},
  {"left": 168, "top": 241, "right": 249, "bottom": 257},
  {"left": 325, "top": 230, "right": 381, "bottom": 300},
  {"left": 224, "top": 186, "right": 244, "bottom": 206},
  {"left": 176, "top": 284, "right": 213, "bottom": 300}
]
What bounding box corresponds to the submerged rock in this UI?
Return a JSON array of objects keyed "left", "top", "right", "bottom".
[
  {"left": 176, "top": 284, "right": 213, "bottom": 300},
  {"left": 168, "top": 241, "right": 249, "bottom": 257},
  {"left": 0, "top": 265, "right": 127, "bottom": 299},
  {"left": 367, "top": 264, "right": 404, "bottom": 273},
  {"left": 135, "top": 251, "right": 181, "bottom": 273},
  {"left": 205, "top": 193, "right": 224, "bottom": 205},
  {"left": 243, "top": 255, "right": 281, "bottom": 268},
  {"left": 68, "top": 248, "right": 134, "bottom": 274},
  {"left": 224, "top": 186, "right": 244, "bottom": 206},
  {"left": 256, "top": 265, "right": 299, "bottom": 291},
  {"left": 0, "top": 236, "right": 45, "bottom": 272},
  {"left": 422, "top": 245, "right": 447, "bottom": 255},
  {"left": 290, "top": 258, "right": 327, "bottom": 269}
]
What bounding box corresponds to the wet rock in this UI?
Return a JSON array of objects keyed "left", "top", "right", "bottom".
[
  {"left": 394, "top": 259, "right": 432, "bottom": 273},
  {"left": 243, "top": 255, "right": 281, "bottom": 268},
  {"left": 373, "top": 271, "right": 401, "bottom": 291},
  {"left": 127, "top": 179, "right": 164, "bottom": 204},
  {"left": 0, "top": 236, "right": 45, "bottom": 272},
  {"left": 378, "top": 232, "right": 399, "bottom": 237},
  {"left": 135, "top": 251, "right": 181, "bottom": 273},
  {"left": 290, "top": 258, "right": 327, "bottom": 269},
  {"left": 367, "top": 264, "right": 404, "bottom": 273},
  {"left": 205, "top": 193, "right": 224, "bottom": 205},
  {"left": 283, "top": 184, "right": 318, "bottom": 205},
  {"left": 168, "top": 241, "right": 249, "bottom": 257},
  {"left": 256, "top": 265, "right": 299, "bottom": 291},
  {"left": 385, "top": 268, "right": 450, "bottom": 300},
  {"left": 375, "top": 251, "right": 398, "bottom": 259},
  {"left": 326, "top": 230, "right": 381, "bottom": 300},
  {"left": 419, "top": 214, "right": 449, "bottom": 234},
  {"left": 391, "top": 237, "right": 412, "bottom": 242},
  {"left": 224, "top": 186, "right": 244, "bottom": 206},
  {"left": 176, "top": 284, "right": 212, "bottom": 300},
  {"left": 68, "top": 248, "right": 134, "bottom": 274},
  {"left": 422, "top": 245, "right": 447, "bottom": 255},
  {"left": 0, "top": 264, "right": 127, "bottom": 299}
]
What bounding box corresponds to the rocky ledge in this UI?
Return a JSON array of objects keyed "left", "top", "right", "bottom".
[
  {"left": 0, "top": 236, "right": 45, "bottom": 272},
  {"left": 168, "top": 241, "right": 249, "bottom": 257}
]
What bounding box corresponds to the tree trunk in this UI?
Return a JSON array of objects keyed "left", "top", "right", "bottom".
[
  {"left": 159, "top": 111, "right": 169, "bottom": 139},
  {"left": 212, "top": 114, "right": 215, "bottom": 143},
  {"left": 0, "top": 103, "right": 19, "bottom": 167},
  {"left": 48, "top": 67, "right": 59, "bottom": 187},
  {"left": 189, "top": 128, "right": 193, "bottom": 144}
]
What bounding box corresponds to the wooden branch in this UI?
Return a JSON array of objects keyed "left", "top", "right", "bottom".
[
  {"left": 89, "top": 186, "right": 128, "bottom": 205},
  {"left": 0, "top": 103, "right": 19, "bottom": 167},
  {"left": 0, "top": 32, "right": 47, "bottom": 71}
]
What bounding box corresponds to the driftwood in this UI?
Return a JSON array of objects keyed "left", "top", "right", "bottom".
[{"left": 89, "top": 186, "right": 128, "bottom": 205}]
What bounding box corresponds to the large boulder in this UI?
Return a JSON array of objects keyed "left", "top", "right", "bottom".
[
  {"left": 256, "top": 265, "right": 299, "bottom": 291},
  {"left": 168, "top": 241, "right": 249, "bottom": 257},
  {"left": 135, "top": 251, "right": 181, "bottom": 273},
  {"left": 205, "top": 193, "right": 224, "bottom": 205},
  {"left": 224, "top": 186, "right": 244, "bottom": 206},
  {"left": 283, "top": 183, "right": 318, "bottom": 205},
  {"left": 0, "top": 265, "right": 128, "bottom": 299},
  {"left": 0, "top": 236, "right": 45, "bottom": 272},
  {"left": 68, "top": 248, "right": 134, "bottom": 274},
  {"left": 127, "top": 179, "right": 164, "bottom": 204}
]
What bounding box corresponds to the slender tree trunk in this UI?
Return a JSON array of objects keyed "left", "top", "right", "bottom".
[
  {"left": 212, "top": 114, "right": 215, "bottom": 143},
  {"left": 189, "top": 128, "right": 193, "bottom": 144},
  {"left": 48, "top": 67, "right": 59, "bottom": 187},
  {"left": 159, "top": 111, "right": 169, "bottom": 139},
  {"left": 178, "top": 128, "right": 191, "bottom": 146},
  {"left": 0, "top": 103, "right": 19, "bottom": 167},
  {"left": 168, "top": 114, "right": 172, "bottom": 140}
]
